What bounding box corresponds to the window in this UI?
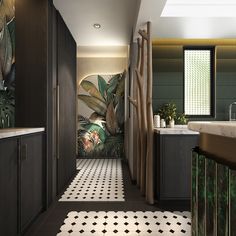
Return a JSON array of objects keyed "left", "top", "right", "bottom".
[{"left": 184, "top": 47, "right": 215, "bottom": 117}]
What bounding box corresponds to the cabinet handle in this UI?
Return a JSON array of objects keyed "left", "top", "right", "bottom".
[
  {"left": 57, "top": 84, "right": 60, "bottom": 159},
  {"left": 21, "top": 144, "right": 27, "bottom": 161}
]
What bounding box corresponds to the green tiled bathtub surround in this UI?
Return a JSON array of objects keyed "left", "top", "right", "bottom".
[
  {"left": 197, "top": 155, "right": 206, "bottom": 236},
  {"left": 206, "top": 159, "right": 217, "bottom": 236},
  {"left": 217, "top": 164, "right": 229, "bottom": 236},
  {"left": 191, "top": 151, "right": 197, "bottom": 236},
  {"left": 230, "top": 170, "right": 236, "bottom": 236},
  {"left": 192, "top": 150, "right": 236, "bottom": 235}
]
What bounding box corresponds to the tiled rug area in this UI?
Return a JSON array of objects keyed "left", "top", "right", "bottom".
[
  {"left": 59, "top": 159, "right": 124, "bottom": 202},
  {"left": 57, "top": 211, "right": 191, "bottom": 236}
]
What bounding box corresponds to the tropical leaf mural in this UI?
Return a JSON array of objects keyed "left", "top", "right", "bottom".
[
  {"left": 78, "top": 71, "right": 126, "bottom": 158},
  {"left": 98, "top": 75, "right": 107, "bottom": 99},
  {"left": 106, "top": 101, "right": 118, "bottom": 136},
  {"left": 0, "top": 0, "right": 15, "bottom": 128},
  {"left": 78, "top": 94, "right": 107, "bottom": 116},
  {"left": 0, "top": 89, "right": 14, "bottom": 127},
  {"left": 80, "top": 80, "right": 105, "bottom": 102}
]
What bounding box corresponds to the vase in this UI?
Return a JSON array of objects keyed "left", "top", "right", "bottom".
[
  {"left": 160, "top": 119, "right": 166, "bottom": 128},
  {"left": 169, "top": 119, "right": 175, "bottom": 128}
]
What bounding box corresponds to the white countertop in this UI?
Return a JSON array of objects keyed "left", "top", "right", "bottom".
[
  {"left": 154, "top": 125, "right": 199, "bottom": 135},
  {"left": 0, "top": 128, "right": 45, "bottom": 139},
  {"left": 188, "top": 121, "right": 236, "bottom": 138}
]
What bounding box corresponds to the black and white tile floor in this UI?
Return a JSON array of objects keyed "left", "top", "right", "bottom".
[
  {"left": 25, "top": 159, "right": 191, "bottom": 236},
  {"left": 60, "top": 159, "right": 124, "bottom": 201},
  {"left": 57, "top": 211, "right": 191, "bottom": 236}
]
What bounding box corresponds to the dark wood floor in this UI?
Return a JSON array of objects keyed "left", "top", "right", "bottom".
[{"left": 25, "top": 160, "right": 190, "bottom": 236}]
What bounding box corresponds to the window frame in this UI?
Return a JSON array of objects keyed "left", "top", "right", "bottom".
[{"left": 183, "top": 46, "right": 216, "bottom": 118}]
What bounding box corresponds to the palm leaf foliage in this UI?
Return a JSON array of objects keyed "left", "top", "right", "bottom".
[
  {"left": 0, "top": 16, "right": 15, "bottom": 128},
  {"left": 78, "top": 70, "right": 126, "bottom": 158},
  {"left": 0, "top": 90, "right": 14, "bottom": 128}
]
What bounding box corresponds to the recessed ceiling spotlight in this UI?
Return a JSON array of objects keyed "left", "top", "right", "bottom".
[{"left": 93, "top": 23, "right": 101, "bottom": 29}]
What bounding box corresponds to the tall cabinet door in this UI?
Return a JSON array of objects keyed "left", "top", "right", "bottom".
[
  {"left": 20, "top": 134, "right": 44, "bottom": 232},
  {"left": 0, "top": 138, "right": 18, "bottom": 236},
  {"left": 56, "top": 12, "right": 77, "bottom": 194}
]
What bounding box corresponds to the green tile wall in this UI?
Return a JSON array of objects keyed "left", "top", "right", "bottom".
[
  {"left": 197, "top": 155, "right": 206, "bottom": 236},
  {"left": 205, "top": 159, "right": 217, "bottom": 235},
  {"left": 217, "top": 164, "right": 229, "bottom": 236},
  {"left": 192, "top": 150, "right": 236, "bottom": 235},
  {"left": 229, "top": 170, "right": 236, "bottom": 236},
  {"left": 191, "top": 151, "right": 198, "bottom": 236},
  {"left": 153, "top": 45, "right": 236, "bottom": 120}
]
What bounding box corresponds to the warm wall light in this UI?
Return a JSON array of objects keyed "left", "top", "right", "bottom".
[
  {"left": 93, "top": 23, "right": 101, "bottom": 29},
  {"left": 161, "top": 0, "right": 236, "bottom": 17}
]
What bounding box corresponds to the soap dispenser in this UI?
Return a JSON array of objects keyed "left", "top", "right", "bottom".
[{"left": 229, "top": 102, "right": 236, "bottom": 121}]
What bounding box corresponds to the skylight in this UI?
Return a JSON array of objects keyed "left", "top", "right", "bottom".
[{"left": 161, "top": 0, "right": 236, "bottom": 17}]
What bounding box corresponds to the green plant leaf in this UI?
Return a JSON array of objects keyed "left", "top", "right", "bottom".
[
  {"left": 4, "top": 62, "right": 15, "bottom": 91},
  {"left": 175, "top": 113, "right": 188, "bottom": 125},
  {"left": 78, "top": 115, "right": 90, "bottom": 125},
  {"left": 98, "top": 75, "right": 107, "bottom": 99},
  {"left": 7, "top": 19, "right": 15, "bottom": 58},
  {"left": 78, "top": 94, "right": 107, "bottom": 116},
  {"left": 115, "top": 96, "right": 124, "bottom": 128},
  {"left": 0, "top": 19, "right": 12, "bottom": 80},
  {"left": 106, "top": 102, "right": 118, "bottom": 135},
  {"left": 158, "top": 102, "right": 177, "bottom": 123},
  {"left": 80, "top": 80, "right": 105, "bottom": 102},
  {"left": 107, "top": 73, "right": 120, "bottom": 95},
  {"left": 103, "top": 134, "right": 124, "bottom": 158},
  {"left": 82, "top": 123, "right": 106, "bottom": 143},
  {"left": 116, "top": 70, "right": 126, "bottom": 97},
  {"left": 106, "top": 91, "right": 113, "bottom": 105},
  {"left": 0, "top": 90, "right": 14, "bottom": 128},
  {"left": 0, "top": 0, "right": 15, "bottom": 25}
]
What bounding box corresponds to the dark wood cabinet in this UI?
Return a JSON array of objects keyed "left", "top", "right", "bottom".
[
  {"left": 16, "top": 0, "right": 77, "bottom": 204},
  {"left": 56, "top": 13, "right": 77, "bottom": 194},
  {"left": 20, "top": 134, "right": 44, "bottom": 232},
  {"left": 0, "top": 138, "right": 18, "bottom": 236},
  {"left": 155, "top": 133, "right": 199, "bottom": 201},
  {"left": 0, "top": 132, "right": 44, "bottom": 236}
]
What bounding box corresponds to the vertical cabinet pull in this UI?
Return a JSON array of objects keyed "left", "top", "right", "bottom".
[
  {"left": 21, "top": 144, "right": 27, "bottom": 161},
  {"left": 57, "top": 84, "right": 60, "bottom": 159}
]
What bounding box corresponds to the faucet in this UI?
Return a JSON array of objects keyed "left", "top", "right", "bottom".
[{"left": 229, "top": 102, "right": 236, "bottom": 121}]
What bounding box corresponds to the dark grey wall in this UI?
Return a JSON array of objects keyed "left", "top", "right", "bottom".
[{"left": 152, "top": 45, "right": 236, "bottom": 121}]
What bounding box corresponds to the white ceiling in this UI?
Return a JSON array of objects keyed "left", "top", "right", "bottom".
[
  {"left": 135, "top": 0, "right": 236, "bottom": 40},
  {"left": 53, "top": 0, "right": 139, "bottom": 46},
  {"left": 161, "top": 0, "right": 236, "bottom": 17},
  {"left": 54, "top": 0, "right": 236, "bottom": 51}
]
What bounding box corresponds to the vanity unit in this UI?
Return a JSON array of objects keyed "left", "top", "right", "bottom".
[
  {"left": 188, "top": 121, "right": 236, "bottom": 236},
  {"left": 0, "top": 128, "right": 44, "bottom": 236},
  {"left": 154, "top": 126, "right": 199, "bottom": 202}
]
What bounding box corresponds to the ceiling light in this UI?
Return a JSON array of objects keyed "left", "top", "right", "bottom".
[
  {"left": 161, "top": 0, "right": 236, "bottom": 17},
  {"left": 93, "top": 23, "right": 101, "bottom": 29}
]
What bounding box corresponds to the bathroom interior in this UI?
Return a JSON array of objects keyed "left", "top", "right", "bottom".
[{"left": 0, "top": 0, "right": 236, "bottom": 235}]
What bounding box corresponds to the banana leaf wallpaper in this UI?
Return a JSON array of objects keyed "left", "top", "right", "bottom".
[
  {"left": 78, "top": 71, "right": 126, "bottom": 158},
  {"left": 0, "top": 0, "right": 15, "bottom": 128}
]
